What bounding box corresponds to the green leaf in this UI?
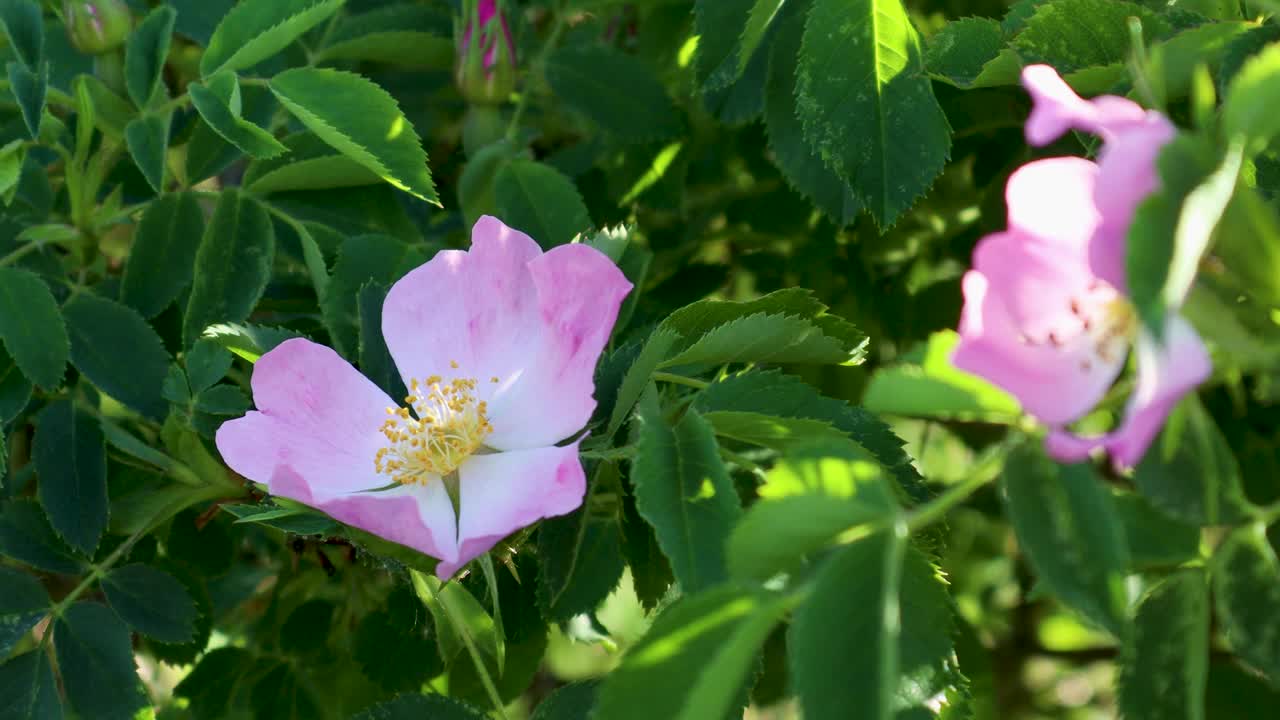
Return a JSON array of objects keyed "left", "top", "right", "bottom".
[
  {"left": 1118, "top": 570, "right": 1209, "bottom": 720},
  {"left": 321, "top": 234, "right": 427, "bottom": 358},
  {"left": 351, "top": 694, "right": 488, "bottom": 720},
  {"left": 694, "top": 0, "right": 753, "bottom": 90},
  {"left": 124, "top": 112, "right": 171, "bottom": 194},
  {"left": 125, "top": 6, "right": 177, "bottom": 108},
  {"left": 791, "top": 532, "right": 958, "bottom": 720},
  {"left": 660, "top": 288, "right": 867, "bottom": 368},
  {"left": 493, "top": 159, "right": 592, "bottom": 248},
  {"left": 1213, "top": 523, "right": 1280, "bottom": 684},
  {"left": 357, "top": 282, "right": 405, "bottom": 401},
  {"left": 738, "top": 0, "right": 787, "bottom": 76},
  {"left": 183, "top": 190, "right": 276, "bottom": 347},
  {"left": 1216, "top": 183, "right": 1280, "bottom": 307},
  {"left": 63, "top": 294, "right": 170, "bottom": 420},
  {"left": 1218, "top": 23, "right": 1280, "bottom": 93},
  {"left": 34, "top": 401, "right": 107, "bottom": 556},
  {"left": 249, "top": 662, "right": 320, "bottom": 720},
  {"left": 545, "top": 44, "right": 682, "bottom": 143},
  {"left": 764, "top": 10, "right": 858, "bottom": 225},
  {"left": 1128, "top": 138, "right": 1242, "bottom": 336},
  {"left": 188, "top": 74, "right": 288, "bottom": 159},
  {"left": 0, "top": 0, "right": 42, "bottom": 70},
  {"left": 76, "top": 75, "right": 135, "bottom": 141},
  {"left": 0, "top": 567, "right": 48, "bottom": 659},
  {"left": 201, "top": 323, "right": 302, "bottom": 364},
  {"left": 531, "top": 681, "right": 598, "bottom": 720},
  {"left": 121, "top": 192, "right": 205, "bottom": 318},
  {"left": 596, "top": 585, "right": 793, "bottom": 720},
  {"left": 185, "top": 339, "right": 234, "bottom": 394},
  {"left": 0, "top": 140, "right": 23, "bottom": 203},
  {"left": 354, "top": 608, "right": 442, "bottom": 691},
  {"left": 702, "top": 411, "right": 847, "bottom": 452},
  {"left": 220, "top": 503, "right": 337, "bottom": 535},
  {"left": 269, "top": 67, "right": 439, "bottom": 204},
  {"left": 172, "top": 647, "right": 257, "bottom": 720},
  {"left": 5, "top": 61, "right": 46, "bottom": 139},
  {"left": 243, "top": 131, "right": 382, "bottom": 194},
  {"left": 862, "top": 330, "right": 1021, "bottom": 422},
  {"left": 0, "top": 500, "right": 84, "bottom": 574},
  {"left": 925, "top": 17, "right": 1006, "bottom": 88},
  {"left": 1223, "top": 42, "right": 1280, "bottom": 151},
  {"left": 279, "top": 599, "right": 333, "bottom": 656},
  {"left": 1147, "top": 22, "right": 1250, "bottom": 103},
  {"left": 1112, "top": 490, "right": 1201, "bottom": 570},
  {"left": 632, "top": 389, "right": 741, "bottom": 593},
  {"left": 1012, "top": 0, "right": 1170, "bottom": 74},
  {"left": 101, "top": 563, "right": 200, "bottom": 643},
  {"left": 0, "top": 650, "right": 61, "bottom": 720},
  {"left": 796, "top": 0, "right": 951, "bottom": 227},
  {"left": 54, "top": 602, "right": 150, "bottom": 720},
  {"left": 318, "top": 4, "right": 453, "bottom": 67},
  {"left": 185, "top": 84, "right": 276, "bottom": 185},
  {"left": 0, "top": 348, "right": 27, "bottom": 424},
  {"left": 728, "top": 440, "right": 898, "bottom": 581},
  {"left": 536, "top": 463, "right": 626, "bottom": 622},
  {"left": 1000, "top": 444, "right": 1129, "bottom": 634},
  {"left": 1132, "top": 396, "right": 1251, "bottom": 525},
  {"left": 200, "top": 0, "right": 345, "bottom": 77},
  {"left": 0, "top": 267, "right": 67, "bottom": 390}
]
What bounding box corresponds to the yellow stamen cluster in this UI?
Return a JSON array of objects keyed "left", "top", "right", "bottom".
[{"left": 374, "top": 369, "right": 494, "bottom": 484}]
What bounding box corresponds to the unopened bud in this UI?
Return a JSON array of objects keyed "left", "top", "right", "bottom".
[
  {"left": 456, "top": 0, "right": 516, "bottom": 105},
  {"left": 64, "top": 0, "right": 132, "bottom": 55}
]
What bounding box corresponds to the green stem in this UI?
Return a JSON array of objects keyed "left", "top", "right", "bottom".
[
  {"left": 652, "top": 371, "right": 710, "bottom": 390},
  {"left": 153, "top": 92, "right": 193, "bottom": 116},
  {"left": 410, "top": 571, "right": 510, "bottom": 720},
  {"left": 504, "top": 3, "right": 567, "bottom": 141},
  {"left": 904, "top": 446, "right": 1005, "bottom": 534},
  {"left": 0, "top": 241, "right": 44, "bottom": 267}
]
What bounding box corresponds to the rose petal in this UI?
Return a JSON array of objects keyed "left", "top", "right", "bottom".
[
  {"left": 482, "top": 243, "right": 632, "bottom": 449},
  {"left": 1089, "top": 117, "right": 1178, "bottom": 292},
  {"left": 953, "top": 267, "right": 1126, "bottom": 426},
  {"left": 382, "top": 216, "right": 631, "bottom": 450},
  {"left": 1022, "top": 65, "right": 1148, "bottom": 146},
  {"left": 1046, "top": 315, "right": 1211, "bottom": 468},
  {"left": 215, "top": 338, "right": 393, "bottom": 501},
  {"left": 437, "top": 443, "right": 587, "bottom": 578},
  {"left": 1004, "top": 157, "right": 1102, "bottom": 252},
  {"left": 270, "top": 465, "right": 459, "bottom": 569}
]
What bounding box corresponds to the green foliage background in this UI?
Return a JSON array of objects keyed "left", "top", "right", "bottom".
[{"left": 1, "top": 0, "right": 1279, "bottom": 718}]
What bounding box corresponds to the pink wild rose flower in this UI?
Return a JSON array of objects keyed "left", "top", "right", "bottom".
[
  {"left": 952, "top": 65, "right": 1211, "bottom": 468},
  {"left": 215, "top": 217, "right": 633, "bottom": 578}
]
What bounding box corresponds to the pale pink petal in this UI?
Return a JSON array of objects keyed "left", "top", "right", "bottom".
[
  {"left": 483, "top": 243, "right": 632, "bottom": 450},
  {"left": 1004, "top": 157, "right": 1102, "bottom": 252},
  {"left": 269, "top": 465, "right": 459, "bottom": 568},
  {"left": 1022, "top": 65, "right": 1149, "bottom": 146},
  {"left": 1043, "top": 315, "right": 1212, "bottom": 468},
  {"left": 215, "top": 338, "right": 393, "bottom": 501},
  {"left": 439, "top": 444, "right": 586, "bottom": 578},
  {"left": 1089, "top": 117, "right": 1178, "bottom": 291},
  {"left": 953, "top": 266, "right": 1126, "bottom": 426},
  {"left": 384, "top": 216, "right": 631, "bottom": 451},
  {"left": 382, "top": 216, "right": 543, "bottom": 387}
]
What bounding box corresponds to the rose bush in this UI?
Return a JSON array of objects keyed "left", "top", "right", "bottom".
[{"left": 0, "top": 1, "right": 1278, "bottom": 719}]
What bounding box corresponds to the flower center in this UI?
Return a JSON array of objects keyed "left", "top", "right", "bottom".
[
  {"left": 1019, "top": 280, "right": 1138, "bottom": 372},
  {"left": 374, "top": 370, "right": 497, "bottom": 484}
]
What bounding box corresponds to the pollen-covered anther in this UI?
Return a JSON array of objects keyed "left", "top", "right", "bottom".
[{"left": 373, "top": 373, "right": 497, "bottom": 484}]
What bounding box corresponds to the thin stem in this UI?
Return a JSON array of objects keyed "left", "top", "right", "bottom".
[
  {"left": 505, "top": 3, "right": 567, "bottom": 141},
  {"left": 0, "top": 241, "right": 44, "bottom": 268},
  {"left": 652, "top": 371, "right": 710, "bottom": 390},
  {"left": 153, "top": 92, "right": 193, "bottom": 116},
  {"left": 905, "top": 444, "right": 1008, "bottom": 534},
  {"left": 410, "top": 571, "right": 510, "bottom": 720}
]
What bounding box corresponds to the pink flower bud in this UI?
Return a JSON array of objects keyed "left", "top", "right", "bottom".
[
  {"left": 64, "top": 0, "right": 132, "bottom": 55},
  {"left": 456, "top": 0, "right": 516, "bottom": 105}
]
